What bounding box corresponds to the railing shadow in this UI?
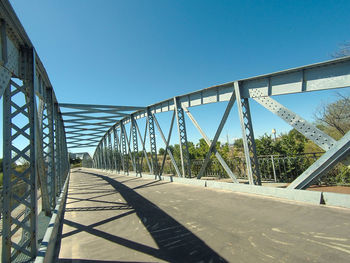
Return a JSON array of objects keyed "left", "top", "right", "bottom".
[{"left": 132, "top": 180, "right": 170, "bottom": 190}]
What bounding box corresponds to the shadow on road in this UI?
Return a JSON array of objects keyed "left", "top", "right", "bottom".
[
  {"left": 59, "top": 171, "right": 228, "bottom": 262},
  {"left": 59, "top": 259, "right": 155, "bottom": 263}
]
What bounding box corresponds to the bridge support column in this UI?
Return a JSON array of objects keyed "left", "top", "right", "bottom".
[
  {"left": 2, "top": 47, "right": 38, "bottom": 262},
  {"left": 147, "top": 107, "right": 158, "bottom": 175},
  {"left": 61, "top": 119, "right": 69, "bottom": 182},
  {"left": 103, "top": 135, "right": 108, "bottom": 170},
  {"left": 174, "top": 97, "right": 191, "bottom": 178},
  {"left": 55, "top": 103, "right": 63, "bottom": 190},
  {"left": 44, "top": 87, "right": 56, "bottom": 209},
  {"left": 107, "top": 131, "right": 112, "bottom": 171},
  {"left": 120, "top": 121, "right": 129, "bottom": 174},
  {"left": 131, "top": 116, "right": 141, "bottom": 175},
  {"left": 36, "top": 87, "right": 51, "bottom": 216},
  {"left": 234, "top": 81, "right": 261, "bottom": 185},
  {"left": 99, "top": 142, "right": 103, "bottom": 170},
  {"left": 96, "top": 145, "right": 100, "bottom": 169},
  {"left": 113, "top": 126, "right": 121, "bottom": 172},
  {"left": 97, "top": 143, "right": 102, "bottom": 169}
]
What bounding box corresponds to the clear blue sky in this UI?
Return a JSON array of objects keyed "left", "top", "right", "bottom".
[{"left": 2, "top": 0, "right": 350, "bottom": 156}]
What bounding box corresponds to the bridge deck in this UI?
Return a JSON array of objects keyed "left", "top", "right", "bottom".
[{"left": 57, "top": 169, "right": 350, "bottom": 262}]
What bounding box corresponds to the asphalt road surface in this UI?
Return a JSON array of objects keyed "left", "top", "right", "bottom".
[{"left": 57, "top": 168, "right": 350, "bottom": 263}]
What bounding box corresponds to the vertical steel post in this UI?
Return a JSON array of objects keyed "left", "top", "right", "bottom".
[
  {"left": 60, "top": 116, "right": 69, "bottom": 182},
  {"left": 174, "top": 97, "right": 191, "bottom": 178},
  {"left": 97, "top": 144, "right": 100, "bottom": 169},
  {"left": 36, "top": 93, "right": 51, "bottom": 215},
  {"left": 2, "top": 76, "right": 12, "bottom": 261},
  {"left": 107, "top": 131, "right": 112, "bottom": 171},
  {"left": 2, "top": 47, "right": 38, "bottom": 261},
  {"left": 110, "top": 128, "right": 115, "bottom": 171},
  {"left": 147, "top": 107, "right": 158, "bottom": 175},
  {"left": 113, "top": 126, "right": 121, "bottom": 172},
  {"left": 271, "top": 155, "right": 277, "bottom": 183},
  {"left": 120, "top": 121, "right": 129, "bottom": 174},
  {"left": 46, "top": 87, "right": 56, "bottom": 207},
  {"left": 102, "top": 135, "right": 107, "bottom": 170},
  {"left": 54, "top": 103, "right": 62, "bottom": 192},
  {"left": 234, "top": 81, "right": 261, "bottom": 185},
  {"left": 95, "top": 146, "right": 99, "bottom": 169},
  {"left": 99, "top": 142, "right": 103, "bottom": 170},
  {"left": 131, "top": 116, "right": 141, "bottom": 175}
]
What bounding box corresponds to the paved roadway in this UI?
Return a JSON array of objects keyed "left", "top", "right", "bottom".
[{"left": 57, "top": 168, "right": 350, "bottom": 262}]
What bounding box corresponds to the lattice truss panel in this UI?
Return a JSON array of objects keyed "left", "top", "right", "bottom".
[
  {"left": 2, "top": 79, "right": 37, "bottom": 261},
  {"left": 174, "top": 98, "right": 191, "bottom": 178},
  {"left": 59, "top": 103, "right": 145, "bottom": 150},
  {"left": 40, "top": 88, "right": 56, "bottom": 210}
]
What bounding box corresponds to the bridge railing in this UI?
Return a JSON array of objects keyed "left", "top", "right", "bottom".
[
  {"left": 94, "top": 150, "right": 348, "bottom": 186},
  {"left": 1, "top": 0, "right": 70, "bottom": 262}
]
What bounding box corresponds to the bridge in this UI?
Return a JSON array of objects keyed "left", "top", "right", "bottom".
[{"left": 1, "top": 0, "right": 350, "bottom": 262}]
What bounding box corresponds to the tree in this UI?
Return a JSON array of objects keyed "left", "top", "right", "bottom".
[
  {"left": 233, "top": 138, "right": 243, "bottom": 149},
  {"left": 255, "top": 130, "right": 306, "bottom": 156},
  {"left": 158, "top": 148, "right": 165, "bottom": 155},
  {"left": 0, "top": 158, "right": 2, "bottom": 173},
  {"left": 332, "top": 41, "right": 350, "bottom": 58},
  {"left": 196, "top": 139, "right": 209, "bottom": 159},
  {"left": 315, "top": 93, "right": 350, "bottom": 138}
]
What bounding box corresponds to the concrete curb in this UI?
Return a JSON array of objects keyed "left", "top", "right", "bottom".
[
  {"left": 322, "top": 191, "right": 350, "bottom": 208},
  {"left": 34, "top": 173, "right": 70, "bottom": 263},
  {"left": 91, "top": 169, "right": 350, "bottom": 209}
]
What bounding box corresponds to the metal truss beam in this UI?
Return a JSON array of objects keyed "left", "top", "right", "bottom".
[
  {"left": 59, "top": 103, "right": 145, "bottom": 111},
  {"left": 113, "top": 126, "right": 121, "bottom": 172},
  {"left": 122, "top": 122, "right": 136, "bottom": 171},
  {"left": 147, "top": 108, "right": 158, "bottom": 175},
  {"left": 134, "top": 120, "right": 152, "bottom": 173},
  {"left": 184, "top": 106, "right": 239, "bottom": 183},
  {"left": 131, "top": 116, "right": 141, "bottom": 175},
  {"left": 128, "top": 57, "right": 350, "bottom": 120},
  {"left": 197, "top": 93, "right": 236, "bottom": 179},
  {"left": 174, "top": 97, "right": 191, "bottom": 178},
  {"left": 2, "top": 47, "right": 38, "bottom": 262},
  {"left": 254, "top": 96, "right": 335, "bottom": 151},
  {"left": 153, "top": 112, "right": 181, "bottom": 177},
  {"left": 288, "top": 131, "right": 350, "bottom": 189},
  {"left": 120, "top": 121, "right": 129, "bottom": 174},
  {"left": 234, "top": 81, "right": 261, "bottom": 185}
]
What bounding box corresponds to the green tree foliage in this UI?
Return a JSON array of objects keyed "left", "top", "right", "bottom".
[
  {"left": 70, "top": 156, "right": 82, "bottom": 168},
  {"left": 0, "top": 158, "right": 3, "bottom": 173},
  {"left": 314, "top": 93, "right": 350, "bottom": 184},
  {"left": 255, "top": 129, "right": 306, "bottom": 156},
  {"left": 233, "top": 138, "right": 243, "bottom": 149},
  {"left": 195, "top": 139, "right": 209, "bottom": 159},
  {"left": 158, "top": 148, "right": 165, "bottom": 155}
]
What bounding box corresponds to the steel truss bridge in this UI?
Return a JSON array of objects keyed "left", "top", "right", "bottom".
[{"left": 1, "top": 0, "right": 350, "bottom": 262}]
